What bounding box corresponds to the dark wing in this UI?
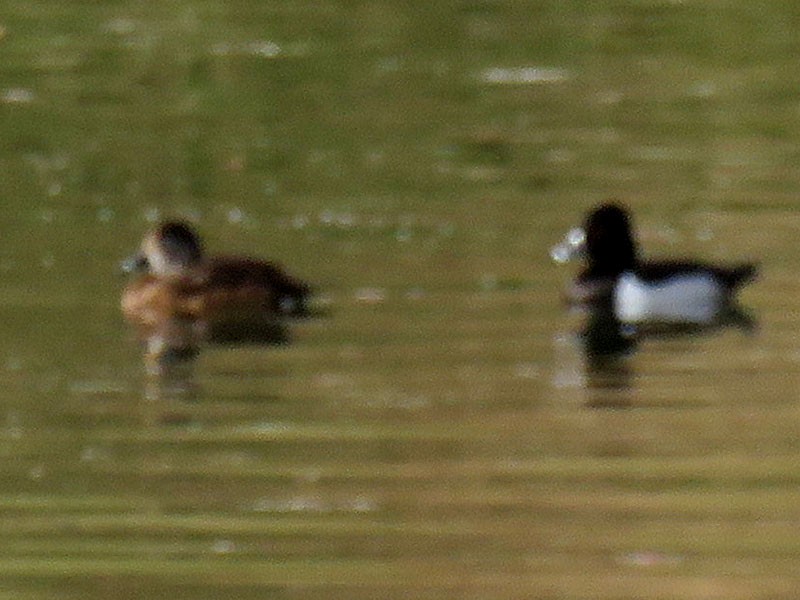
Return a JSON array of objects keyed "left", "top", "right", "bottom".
[
  {"left": 207, "top": 256, "right": 312, "bottom": 316},
  {"left": 636, "top": 260, "right": 757, "bottom": 290}
]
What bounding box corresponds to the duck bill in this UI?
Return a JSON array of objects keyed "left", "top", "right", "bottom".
[
  {"left": 120, "top": 252, "right": 149, "bottom": 274},
  {"left": 550, "top": 226, "right": 586, "bottom": 264}
]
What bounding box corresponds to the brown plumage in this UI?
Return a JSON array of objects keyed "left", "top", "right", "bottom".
[{"left": 121, "top": 221, "right": 312, "bottom": 332}]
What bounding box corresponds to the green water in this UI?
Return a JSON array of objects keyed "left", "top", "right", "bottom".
[{"left": 1, "top": 2, "right": 800, "bottom": 598}]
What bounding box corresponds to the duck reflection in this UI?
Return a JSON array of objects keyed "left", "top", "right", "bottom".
[
  {"left": 139, "top": 316, "right": 204, "bottom": 400},
  {"left": 580, "top": 306, "right": 636, "bottom": 407},
  {"left": 578, "top": 302, "right": 756, "bottom": 408},
  {"left": 121, "top": 221, "right": 312, "bottom": 398},
  {"left": 134, "top": 315, "right": 291, "bottom": 401}
]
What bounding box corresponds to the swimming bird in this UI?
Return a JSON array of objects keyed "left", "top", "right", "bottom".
[
  {"left": 121, "top": 221, "right": 312, "bottom": 333},
  {"left": 551, "top": 202, "right": 757, "bottom": 325}
]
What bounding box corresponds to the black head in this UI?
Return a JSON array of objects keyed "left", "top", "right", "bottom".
[
  {"left": 154, "top": 222, "right": 204, "bottom": 267},
  {"left": 584, "top": 202, "right": 637, "bottom": 277}
]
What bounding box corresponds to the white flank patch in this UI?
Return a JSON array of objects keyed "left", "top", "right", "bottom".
[{"left": 614, "top": 271, "right": 723, "bottom": 325}]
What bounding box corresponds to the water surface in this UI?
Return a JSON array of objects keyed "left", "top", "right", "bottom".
[{"left": 0, "top": 2, "right": 799, "bottom": 599}]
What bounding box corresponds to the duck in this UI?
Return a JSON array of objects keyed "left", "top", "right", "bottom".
[
  {"left": 551, "top": 202, "right": 757, "bottom": 325},
  {"left": 121, "top": 221, "right": 312, "bottom": 332}
]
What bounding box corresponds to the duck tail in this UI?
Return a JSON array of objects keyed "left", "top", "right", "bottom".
[
  {"left": 721, "top": 263, "right": 758, "bottom": 290},
  {"left": 276, "top": 280, "right": 314, "bottom": 317}
]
